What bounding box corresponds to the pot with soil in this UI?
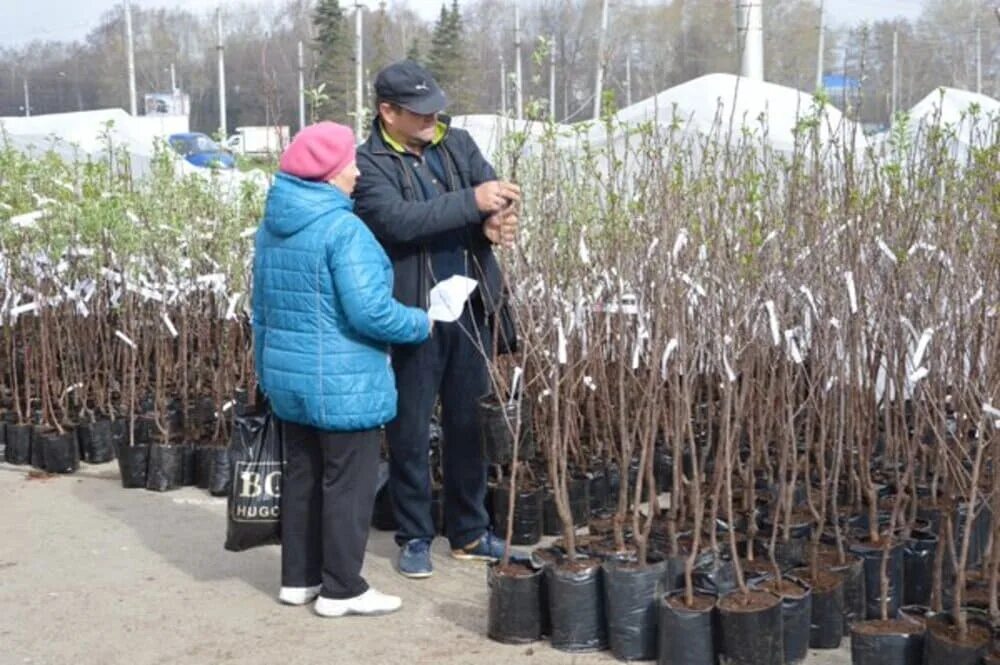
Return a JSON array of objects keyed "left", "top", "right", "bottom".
[
  {"left": 30, "top": 425, "right": 46, "bottom": 469},
  {"left": 658, "top": 589, "right": 716, "bottom": 665},
  {"left": 762, "top": 576, "right": 812, "bottom": 664},
  {"left": 78, "top": 419, "right": 115, "bottom": 464},
  {"left": 903, "top": 530, "right": 937, "bottom": 605},
  {"left": 4, "top": 423, "right": 31, "bottom": 465},
  {"left": 194, "top": 444, "right": 216, "bottom": 489},
  {"left": 831, "top": 553, "right": 867, "bottom": 635},
  {"left": 790, "top": 567, "right": 844, "bottom": 649},
  {"left": 602, "top": 555, "right": 669, "bottom": 660},
  {"left": 923, "top": 613, "right": 991, "bottom": 665},
  {"left": 588, "top": 465, "right": 609, "bottom": 515},
  {"left": 487, "top": 561, "right": 543, "bottom": 644},
  {"left": 118, "top": 443, "right": 150, "bottom": 488},
  {"left": 146, "top": 442, "right": 183, "bottom": 492},
  {"left": 493, "top": 483, "right": 543, "bottom": 546},
  {"left": 478, "top": 395, "right": 534, "bottom": 465},
  {"left": 546, "top": 557, "right": 608, "bottom": 653},
  {"left": 208, "top": 445, "right": 232, "bottom": 496},
  {"left": 849, "top": 539, "right": 904, "bottom": 620},
  {"left": 716, "top": 589, "right": 784, "bottom": 665},
  {"left": 41, "top": 428, "right": 79, "bottom": 473},
  {"left": 850, "top": 618, "right": 925, "bottom": 665}
]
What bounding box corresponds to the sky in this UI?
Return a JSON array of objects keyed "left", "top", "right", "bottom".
[{"left": 2, "top": 0, "right": 928, "bottom": 49}]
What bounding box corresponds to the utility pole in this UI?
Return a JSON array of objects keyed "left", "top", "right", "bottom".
[
  {"left": 170, "top": 63, "right": 177, "bottom": 92},
  {"left": 124, "top": 0, "right": 137, "bottom": 115},
  {"left": 355, "top": 3, "right": 364, "bottom": 138},
  {"left": 815, "top": 0, "right": 825, "bottom": 90},
  {"left": 891, "top": 29, "right": 898, "bottom": 119},
  {"left": 975, "top": 22, "right": 982, "bottom": 94},
  {"left": 298, "top": 41, "right": 306, "bottom": 131},
  {"left": 549, "top": 34, "right": 556, "bottom": 121},
  {"left": 217, "top": 7, "right": 227, "bottom": 138},
  {"left": 593, "top": 0, "right": 609, "bottom": 119},
  {"left": 625, "top": 48, "right": 632, "bottom": 107},
  {"left": 23, "top": 78, "right": 30, "bottom": 117},
  {"left": 500, "top": 55, "right": 507, "bottom": 117},
  {"left": 514, "top": 1, "right": 523, "bottom": 120},
  {"left": 737, "top": 0, "right": 764, "bottom": 81}
]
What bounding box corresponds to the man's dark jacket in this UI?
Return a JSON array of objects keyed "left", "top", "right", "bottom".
[{"left": 354, "top": 116, "right": 504, "bottom": 314}]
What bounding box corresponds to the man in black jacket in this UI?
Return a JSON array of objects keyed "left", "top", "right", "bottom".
[{"left": 354, "top": 60, "right": 520, "bottom": 578}]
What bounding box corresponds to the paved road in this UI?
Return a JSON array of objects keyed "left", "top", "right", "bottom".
[{"left": 0, "top": 461, "right": 852, "bottom": 665}]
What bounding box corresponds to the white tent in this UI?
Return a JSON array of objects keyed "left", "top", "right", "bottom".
[
  {"left": 569, "top": 73, "right": 866, "bottom": 159},
  {"left": 903, "top": 87, "right": 1000, "bottom": 160},
  {"left": 448, "top": 114, "right": 556, "bottom": 164}
]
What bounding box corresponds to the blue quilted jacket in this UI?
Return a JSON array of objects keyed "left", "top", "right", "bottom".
[{"left": 252, "top": 172, "right": 430, "bottom": 432}]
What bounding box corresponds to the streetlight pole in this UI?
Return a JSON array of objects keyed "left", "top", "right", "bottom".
[{"left": 124, "top": 0, "right": 137, "bottom": 115}]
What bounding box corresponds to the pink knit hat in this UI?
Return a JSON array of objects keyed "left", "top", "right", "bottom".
[{"left": 279, "top": 122, "right": 356, "bottom": 182}]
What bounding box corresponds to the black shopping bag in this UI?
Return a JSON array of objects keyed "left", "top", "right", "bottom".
[{"left": 224, "top": 407, "right": 282, "bottom": 552}]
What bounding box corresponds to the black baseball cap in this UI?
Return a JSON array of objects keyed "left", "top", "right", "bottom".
[{"left": 374, "top": 60, "right": 448, "bottom": 115}]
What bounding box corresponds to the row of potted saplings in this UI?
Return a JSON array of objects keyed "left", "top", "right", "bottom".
[
  {"left": 1, "top": 392, "right": 241, "bottom": 496},
  {"left": 479, "top": 398, "right": 998, "bottom": 665}
]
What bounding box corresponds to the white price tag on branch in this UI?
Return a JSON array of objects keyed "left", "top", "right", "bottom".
[{"left": 427, "top": 276, "right": 478, "bottom": 323}]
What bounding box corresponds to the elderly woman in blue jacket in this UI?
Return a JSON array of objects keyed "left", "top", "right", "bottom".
[{"left": 253, "top": 122, "right": 430, "bottom": 618}]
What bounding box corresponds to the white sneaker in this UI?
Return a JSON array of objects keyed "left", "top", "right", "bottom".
[
  {"left": 313, "top": 588, "right": 402, "bottom": 617},
  {"left": 278, "top": 585, "right": 322, "bottom": 605}
]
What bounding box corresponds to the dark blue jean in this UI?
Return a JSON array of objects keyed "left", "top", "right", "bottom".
[{"left": 386, "top": 306, "right": 491, "bottom": 550}]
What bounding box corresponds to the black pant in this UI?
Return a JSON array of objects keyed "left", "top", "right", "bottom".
[
  {"left": 386, "top": 306, "right": 491, "bottom": 549},
  {"left": 280, "top": 420, "right": 379, "bottom": 600}
]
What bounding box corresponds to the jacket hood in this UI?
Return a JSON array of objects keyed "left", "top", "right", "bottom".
[{"left": 263, "top": 172, "right": 353, "bottom": 238}]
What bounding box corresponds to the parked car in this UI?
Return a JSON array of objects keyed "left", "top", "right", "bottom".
[{"left": 168, "top": 132, "right": 235, "bottom": 169}]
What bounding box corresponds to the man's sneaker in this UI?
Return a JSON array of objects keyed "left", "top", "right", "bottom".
[
  {"left": 314, "top": 588, "right": 402, "bottom": 617},
  {"left": 278, "top": 585, "right": 321, "bottom": 605},
  {"left": 398, "top": 539, "right": 433, "bottom": 578},
  {"left": 451, "top": 531, "right": 508, "bottom": 562}
]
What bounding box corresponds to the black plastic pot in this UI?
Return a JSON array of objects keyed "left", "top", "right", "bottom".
[
  {"left": 588, "top": 466, "right": 609, "bottom": 514},
  {"left": 194, "top": 445, "right": 215, "bottom": 489},
  {"left": 4, "top": 423, "right": 32, "bottom": 465},
  {"left": 791, "top": 568, "right": 844, "bottom": 649},
  {"left": 117, "top": 444, "right": 149, "bottom": 488},
  {"left": 487, "top": 562, "right": 543, "bottom": 644},
  {"left": 923, "top": 614, "right": 990, "bottom": 665},
  {"left": 716, "top": 589, "right": 784, "bottom": 665},
  {"left": 478, "top": 395, "right": 534, "bottom": 465},
  {"left": 179, "top": 444, "right": 197, "bottom": 486},
  {"left": 146, "top": 443, "right": 183, "bottom": 492},
  {"left": 849, "top": 540, "right": 904, "bottom": 620},
  {"left": 603, "top": 558, "right": 669, "bottom": 660},
  {"left": 30, "top": 426, "right": 46, "bottom": 469},
  {"left": 833, "top": 554, "right": 866, "bottom": 635},
  {"left": 903, "top": 530, "right": 937, "bottom": 606},
  {"left": 569, "top": 476, "right": 590, "bottom": 526},
  {"left": 493, "top": 485, "right": 543, "bottom": 546},
  {"left": 542, "top": 490, "right": 562, "bottom": 537},
  {"left": 42, "top": 430, "right": 79, "bottom": 474},
  {"left": 653, "top": 449, "right": 673, "bottom": 495},
  {"left": 546, "top": 559, "right": 608, "bottom": 653},
  {"left": 758, "top": 520, "right": 812, "bottom": 569},
  {"left": 657, "top": 590, "right": 716, "bottom": 665},
  {"left": 110, "top": 419, "right": 126, "bottom": 458},
  {"left": 850, "top": 619, "right": 925, "bottom": 665},
  {"left": 208, "top": 446, "right": 232, "bottom": 496},
  {"left": 770, "top": 577, "right": 812, "bottom": 664},
  {"left": 78, "top": 419, "right": 115, "bottom": 464}
]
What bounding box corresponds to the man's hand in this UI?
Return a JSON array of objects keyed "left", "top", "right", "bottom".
[
  {"left": 483, "top": 208, "right": 519, "bottom": 249},
  {"left": 474, "top": 180, "right": 521, "bottom": 213}
]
